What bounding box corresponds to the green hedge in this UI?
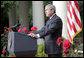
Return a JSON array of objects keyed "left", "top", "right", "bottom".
[{"left": 35, "top": 42, "right": 48, "bottom": 57}]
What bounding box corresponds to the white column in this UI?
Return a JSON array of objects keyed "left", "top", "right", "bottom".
[
  {"left": 53, "top": 1, "right": 68, "bottom": 39},
  {"left": 32, "top": 1, "right": 44, "bottom": 45}
]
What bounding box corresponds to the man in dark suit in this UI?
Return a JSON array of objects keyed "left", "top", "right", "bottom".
[{"left": 29, "top": 4, "right": 63, "bottom": 57}]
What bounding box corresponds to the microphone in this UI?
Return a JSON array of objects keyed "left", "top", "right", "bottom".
[{"left": 11, "top": 23, "right": 21, "bottom": 32}]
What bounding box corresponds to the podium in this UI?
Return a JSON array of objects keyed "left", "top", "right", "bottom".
[{"left": 7, "top": 32, "right": 37, "bottom": 57}]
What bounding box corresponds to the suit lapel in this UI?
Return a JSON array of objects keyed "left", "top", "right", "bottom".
[{"left": 46, "top": 14, "right": 57, "bottom": 25}]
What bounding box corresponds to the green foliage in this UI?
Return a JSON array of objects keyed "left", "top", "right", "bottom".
[
  {"left": 7, "top": 54, "right": 11, "bottom": 57},
  {"left": 1, "top": 54, "right": 5, "bottom": 57},
  {"left": 61, "top": 37, "right": 83, "bottom": 57},
  {"left": 1, "top": 36, "right": 8, "bottom": 49},
  {"left": 1, "top": 1, "right": 15, "bottom": 7},
  {"left": 28, "top": 1, "right": 33, "bottom": 27},
  {"left": 35, "top": 42, "right": 48, "bottom": 57},
  {"left": 1, "top": 1, "right": 16, "bottom": 12},
  {"left": 76, "top": 1, "right": 83, "bottom": 38},
  {"left": 62, "top": 37, "right": 66, "bottom": 41},
  {"left": 43, "top": 1, "right": 52, "bottom": 6},
  {"left": 1, "top": 27, "right": 9, "bottom": 57},
  {"left": 78, "top": 1, "right": 83, "bottom": 19},
  {"left": 1, "top": 35, "right": 9, "bottom": 56},
  {"left": 65, "top": 45, "right": 83, "bottom": 57},
  {"left": 1, "top": 54, "right": 11, "bottom": 57}
]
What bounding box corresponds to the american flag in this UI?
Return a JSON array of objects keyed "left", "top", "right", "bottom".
[{"left": 67, "top": 1, "right": 82, "bottom": 44}]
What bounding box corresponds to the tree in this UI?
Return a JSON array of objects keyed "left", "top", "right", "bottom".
[
  {"left": 19, "top": 1, "right": 30, "bottom": 32},
  {"left": 1, "top": 1, "right": 18, "bottom": 27},
  {"left": 8, "top": 2, "right": 17, "bottom": 27}
]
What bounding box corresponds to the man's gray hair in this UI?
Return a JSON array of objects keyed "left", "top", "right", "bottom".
[{"left": 46, "top": 4, "right": 56, "bottom": 13}]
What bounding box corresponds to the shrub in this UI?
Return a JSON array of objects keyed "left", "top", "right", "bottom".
[{"left": 35, "top": 42, "right": 48, "bottom": 57}]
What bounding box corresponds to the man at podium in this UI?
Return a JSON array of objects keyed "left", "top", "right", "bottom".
[{"left": 28, "top": 4, "right": 63, "bottom": 57}]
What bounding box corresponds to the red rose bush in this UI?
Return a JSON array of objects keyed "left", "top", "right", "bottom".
[{"left": 56, "top": 37, "right": 74, "bottom": 57}]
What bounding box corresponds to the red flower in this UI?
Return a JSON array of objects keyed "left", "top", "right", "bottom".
[
  {"left": 8, "top": 28, "right": 11, "bottom": 31},
  {"left": 2, "top": 50, "right": 6, "bottom": 54},
  {"left": 63, "top": 46, "right": 67, "bottom": 51},
  {"left": 23, "top": 27, "right": 27, "bottom": 31},
  {"left": 28, "top": 31, "right": 32, "bottom": 34},
  {"left": 18, "top": 29, "right": 22, "bottom": 32},
  {"left": 31, "top": 27, "right": 37, "bottom": 31},
  {"left": 63, "top": 51, "right": 67, "bottom": 56},
  {"left": 63, "top": 40, "right": 71, "bottom": 51},
  {"left": 56, "top": 37, "right": 63, "bottom": 46}
]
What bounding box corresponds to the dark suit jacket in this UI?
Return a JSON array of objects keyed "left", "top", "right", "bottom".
[{"left": 35, "top": 14, "right": 63, "bottom": 54}]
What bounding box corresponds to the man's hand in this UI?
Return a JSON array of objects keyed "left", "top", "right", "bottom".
[{"left": 28, "top": 33, "right": 39, "bottom": 38}]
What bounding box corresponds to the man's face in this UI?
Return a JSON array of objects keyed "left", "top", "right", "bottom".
[{"left": 45, "top": 6, "right": 54, "bottom": 18}]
